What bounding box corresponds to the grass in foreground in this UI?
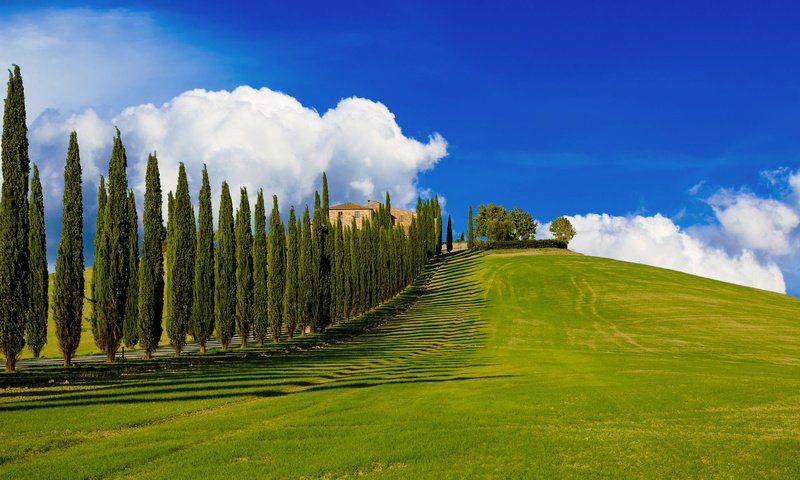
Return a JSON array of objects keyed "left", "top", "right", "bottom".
[{"left": 1, "top": 250, "right": 799, "bottom": 478}]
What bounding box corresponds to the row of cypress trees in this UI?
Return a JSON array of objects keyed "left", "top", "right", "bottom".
[{"left": 0, "top": 66, "right": 442, "bottom": 369}]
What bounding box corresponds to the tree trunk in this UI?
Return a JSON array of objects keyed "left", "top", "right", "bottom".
[
  {"left": 63, "top": 355, "right": 71, "bottom": 367},
  {"left": 143, "top": 350, "right": 152, "bottom": 360},
  {"left": 199, "top": 343, "right": 206, "bottom": 354},
  {"left": 5, "top": 356, "right": 16, "bottom": 372},
  {"left": 33, "top": 349, "right": 40, "bottom": 358},
  {"left": 106, "top": 350, "right": 115, "bottom": 363}
]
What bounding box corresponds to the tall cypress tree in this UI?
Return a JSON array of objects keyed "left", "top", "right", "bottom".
[
  {"left": 191, "top": 165, "right": 214, "bottom": 353},
  {"left": 0, "top": 66, "right": 30, "bottom": 371},
  {"left": 322, "top": 172, "right": 330, "bottom": 216},
  {"left": 298, "top": 206, "right": 313, "bottom": 334},
  {"left": 122, "top": 191, "right": 139, "bottom": 348},
  {"left": 215, "top": 182, "right": 236, "bottom": 350},
  {"left": 26, "top": 164, "right": 47, "bottom": 357},
  {"left": 137, "top": 153, "right": 164, "bottom": 359},
  {"left": 167, "top": 164, "right": 194, "bottom": 355},
  {"left": 446, "top": 215, "right": 453, "bottom": 253},
  {"left": 267, "top": 195, "right": 285, "bottom": 342},
  {"left": 90, "top": 176, "right": 106, "bottom": 342},
  {"left": 436, "top": 196, "right": 443, "bottom": 255},
  {"left": 332, "top": 218, "right": 346, "bottom": 324},
  {"left": 349, "top": 217, "right": 359, "bottom": 317},
  {"left": 235, "top": 187, "right": 253, "bottom": 347},
  {"left": 252, "top": 190, "right": 268, "bottom": 345},
  {"left": 94, "top": 129, "right": 130, "bottom": 363},
  {"left": 311, "top": 192, "right": 325, "bottom": 332},
  {"left": 53, "top": 131, "right": 84, "bottom": 366},
  {"left": 283, "top": 206, "right": 299, "bottom": 338},
  {"left": 341, "top": 223, "right": 352, "bottom": 320},
  {"left": 164, "top": 191, "right": 175, "bottom": 330},
  {"left": 468, "top": 205, "right": 474, "bottom": 249}
]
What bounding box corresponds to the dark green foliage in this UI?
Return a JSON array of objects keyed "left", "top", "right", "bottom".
[
  {"left": 435, "top": 196, "right": 443, "bottom": 255},
  {"left": 476, "top": 239, "right": 568, "bottom": 250},
  {"left": 349, "top": 217, "right": 360, "bottom": 316},
  {"left": 509, "top": 207, "right": 537, "bottom": 240},
  {"left": 311, "top": 192, "right": 329, "bottom": 332},
  {"left": 446, "top": 215, "right": 453, "bottom": 253},
  {"left": 475, "top": 203, "right": 512, "bottom": 242},
  {"left": 94, "top": 129, "right": 130, "bottom": 362},
  {"left": 122, "top": 191, "right": 139, "bottom": 348},
  {"left": 53, "top": 131, "right": 84, "bottom": 366},
  {"left": 549, "top": 216, "right": 576, "bottom": 245},
  {"left": 283, "top": 206, "right": 299, "bottom": 339},
  {"left": 235, "top": 187, "right": 253, "bottom": 347},
  {"left": 215, "top": 182, "right": 236, "bottom": 349},
  {"left": 167, "top": 164, "right": 195, "bottom": 355},
  {"left": 331, "top": 218, "right": 346, "bottom": 324},
  {"left": 252, "top": 191, "right": 268, "bottom": 344},
  {"left": 0, "top": 66, "right": 30, "bottom": 371},
  {"left": 137, "top": 153, "right": 164, "bottom": 359},
  {"left": 267, "top": 195, "right": 285, "bottom": 342},
  {"left": 298, "top": 206, "right": 313, "bottom": 334},
  {"left": 90, "top": 176, "right": 106, "bottom": 342},
  {"left": 164, "top": 191, "right": 175, "bottom": 332},
  {"left": 467, "top": 205, "right": 474, "bottom": 249},
  {"left": 322, "top": 172, "right": 329, "bottom": 216},
  {"left": 190, "top": 165, "right": 214, "bottom": 352},
  {"left": 26, "top": 164, "right": 47, "bottom": 357}
]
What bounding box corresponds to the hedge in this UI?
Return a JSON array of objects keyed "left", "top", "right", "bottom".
[{"left": 474, "top": 239, "right": 568, "bottom": 250}]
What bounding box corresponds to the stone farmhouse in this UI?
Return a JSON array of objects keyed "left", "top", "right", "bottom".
[{"left": 329, "top": 199, "right": 415, "bottom": 232}]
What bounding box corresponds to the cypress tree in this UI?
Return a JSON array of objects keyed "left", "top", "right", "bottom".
[
  {"left": 122, "top": 190, "right": 139, "bottom": 348},
  {"left": 468, "top": 205, "right": 474, "bottom": 249},
  {"left": 267, "top": 195, "right": 285, "bottom": 342},
  {"left": 137, "top": 153, "right": 164, "bottom": 359},
  {"left": 215, "top": 182, "right": 236, "bottom": 350},
  {"left": 94, "top": 129, "right": 130, "bottom": 363},
  {"left": 436, "top": 196, "right": 443, "bottom": 255},
  {"left": 332, "top": 218, "right": 346, "bottom": 324},
  {"left": 252, "top": 191, "right": 268, "bottom": 345},
  {"left": 164, "top": 191, "right": 175, "bottom": 326},
  {"left": 283, "top": 206, "right": 299, "bottom": 338},
  {"left": 322, "top": 172, "right": 330, "bottom": 216},
  {"left": 330, "top": 218, "right": 340, "bottom": 324},
  {"left": 90, "top": 176, "right": 106, "bottom": 341},
  {"left": 235, "top": 187, "right": 253, "bottom": 347},
  {"left": 446, "top": 215, "right": 453, "bottom": 253},
  {"left": 349, "top": 218, "right": 359, "bottom": 316},
  {"left": 53, "top": 131, "right": 84, "bottom": 366},
  {"left": 190, "top": 165, "right": 214, "bottom": 352},
  {"left": 341, "top": 223, "right": 352, "bottom": 320},
  {"left": 167, "top": 164, "right": 194, "bottom": 355},
  {"left": 298, "top": 206, "right": 313, "bottom": 334},
  {"left": 0, "top": 66, "right": 30, "bottom": 371},
  {"left": 26, "top": 164, "right": 47, "bottom": 357},
  {"left": 311, "top": 192, "right": 325, "bottom": 332}
]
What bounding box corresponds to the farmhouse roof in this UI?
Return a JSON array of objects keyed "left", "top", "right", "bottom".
[{"left": 330, "top": 202, "right": 369, "bottom": 210}]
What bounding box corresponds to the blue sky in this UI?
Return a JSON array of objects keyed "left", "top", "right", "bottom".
[{"left": 2, "top": 1, "right": 799, "bottom": 294}]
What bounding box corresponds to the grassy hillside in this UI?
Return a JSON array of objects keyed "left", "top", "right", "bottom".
[{"left": 1, "top": 251, "right": 799, "bottom": 478}]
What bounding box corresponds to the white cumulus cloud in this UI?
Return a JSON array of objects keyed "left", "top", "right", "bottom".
[{"left": 564, "top": 213, "right": 786, "bottom": 293}]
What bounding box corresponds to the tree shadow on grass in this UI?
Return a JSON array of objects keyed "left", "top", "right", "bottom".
[{"left": 0, "top": 250, "right": 493, "bottom": 414}]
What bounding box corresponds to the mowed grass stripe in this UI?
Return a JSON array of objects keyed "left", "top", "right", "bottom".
[{"left": 2, "top": 250, "right": 799, "bottom": 478}]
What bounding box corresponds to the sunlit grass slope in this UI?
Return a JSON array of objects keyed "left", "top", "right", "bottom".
[{"left": 2, "top": 251, "right": 799, "bottom": 478}]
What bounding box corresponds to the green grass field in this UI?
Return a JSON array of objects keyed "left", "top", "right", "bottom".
[{"left": 2, "top": 250, "right": 799, "bottom": 478}]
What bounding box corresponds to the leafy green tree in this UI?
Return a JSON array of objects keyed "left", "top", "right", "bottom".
[
  {"left": 509, "top": 207, "right": 537, "bottom": 240},
  {"left": 446, "top": 215, "right": 453, "bottom": 253},
  {"left": 467, "top": 205, "right": 474, "bottom": 249},
  {"left": 252, "top": 191, "right": 268, "bottom": 345},
  {"left": 235, "top": 187, "right": 253, "bottom": 347},
  {"left": 0, "top": 66, "right": 30, "bottom": 371},
  {"left": 191, "top": 165, "right": 214, "bottom": 352},
  {"left": 167, "top": 164, "right": 195, "bottom": 355},
  {"left": 475, "top": 203, "right": 512, "bottom": 242},
  {"left": 164, "top": 191, "right": 174, "bottom": 326},
  {"left": 122, "top": 191, "right": 139, "bottom": 348},
  {"left": 322, "top": 172, "right": 330, "bottom": 216},
  {"left": 311, "top": 192, "right": 328, "bottom": 331},
  {"left": 267, "top": 195, "right": 285, "bottom": 342},
  {"left": 283, "top": 206, "right": 299, "bottom": 338},
  {"left": 53, "top": 131, "right": 84, "bottom": 366},
  {"left": 26, "top": 164, "right": 47, "bottom": 357},
  {"left": 549, "top": 216, "right": 576, "bottom": 245},
  {"left": 94, "top": 129, "right": 131, "bottom": 363},
  {"left": 215, "top": 182, "right": 236, "bottom": 350},
  {"left": 137, "top": 153, "right": 164, "bottom": 359},
  {"left": 298, "top": 206, "right": 313, "bottom": 334}
]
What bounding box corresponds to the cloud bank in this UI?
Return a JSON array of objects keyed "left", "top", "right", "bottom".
[{"left": 565, "top": 213, "right": 786, "bottom": 293}]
